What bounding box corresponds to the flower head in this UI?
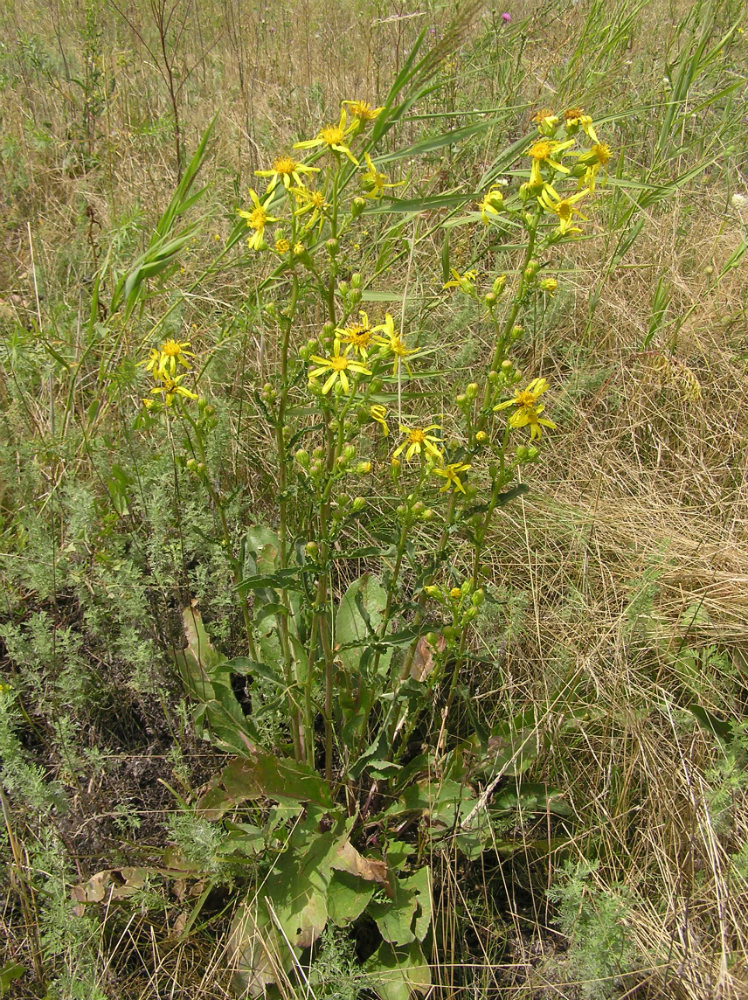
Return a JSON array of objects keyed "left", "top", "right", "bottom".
[
  {"left": 573, "top": 142, "right": 612, "bottom": 191},
  {"left": 294, "top": 110, "right": 359, "bottom": 164},
  {"left": 392, "top": 424, "right": 443, "bottom": 462},
  {"left": 433, "top": 462, "right": 471, "bottom": 493},
  {"left": 150, "top": 373, "right": 198, "bottom": 406},
  {"left": 369, "top": 404, "right": 389, "bottom": 436},
  {"left": 255, "top": 155, "right": 320, "bottom": 194},
  {"left": 237, "top": 188, "right": 279, "bottom": 250},
  {"left": 478, "top": 185, "right": 504, "bottom": 223},
  {"left": 537, "top": 184, "right": 589, "bottom": 235},
  {"left": 290, "top": 185, "right": 330, "bottom": 232},
  {"left": 373, "top": 313, "right": 417, "bottom": 375},
  {"left": 140, "top": 339, "right": 195, "bottom": 379},
  {"left": 533, "top": 107, "right": 560, "bottom": 136},
  {"left": 527, "top": 138, "right": 575, "bottom": 187},
  {"left": 494, "top": 378, "right": 556, "bottom": 439},
  {"left": 361, "top": 152, "right": 403, "bottom": 199},
  {"left": 337, "top": 311, "right": 375, "bottom": 358},
  {"left": 342, "top": 100, "right": 384, "bottom": 125},
  {"left": 308, "top": 339, "right": 371, "bottom": 395},
  {"left": 564, "top": 107, "right": 598, "bottom": 143},
  {"left": 443, "top": 269, "right": 478, "bottom": 295}
]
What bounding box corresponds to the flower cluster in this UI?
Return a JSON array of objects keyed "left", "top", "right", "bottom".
[
  {"left": 236, "top": 100, "right": 401, "bottom": 253},
  {"left": 474, "top": 105, "right": 611, "bottom": 239}
]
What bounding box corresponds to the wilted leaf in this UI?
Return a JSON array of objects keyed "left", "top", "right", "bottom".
[
  {"left": 71, "top": 867, "right": 150, "bottom": 915},
  {"left": 409, "top": 633, "right": 445, "bottom": 682},
  {"left": 332, "top": 841, "right": 389, "bottom": 885},
  {"left": 197, "top": 754, "right": 332, "bottom": 819}
]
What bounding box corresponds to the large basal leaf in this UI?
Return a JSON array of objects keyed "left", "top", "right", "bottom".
[
  {"left": 365, "top": 940, "right": 431, "bottom": 1000},
  {"left": 385, "top": 778, "right": 476, "bottom": 829},
  {"left": 335, "top": 573, "right": 390, "bottom": 674},
  {"left": 197, "top": 754, "right": 332, "bottom": 819}
]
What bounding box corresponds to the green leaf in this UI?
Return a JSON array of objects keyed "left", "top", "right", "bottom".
[
  {"left": 0, "top": 961, "right": 25, "bottom": 996},
  {"left": 196, "top": 754, "right": 332, "bottom": 818},
  {"left": 335, "top": 573, "right": 389, "bottom": 673},
  {"left": 327, "top": 870, "right": 376, "bottom": 925},
  {"left": 368, "top": 878, "right": 418, "bottom": 946},
  {"left": 365, "top": 940, "right": 431, "bottom": 1000}
]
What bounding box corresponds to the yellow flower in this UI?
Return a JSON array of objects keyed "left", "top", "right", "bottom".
[
  {"left": 275, "top": 235, "right": 291, "bottom": 254},
  {"left": 360, "top": 153, "right": 403, "bottom": 199},
  {"left": 527, "top": 138, "right": 575, "bottom": 187},
  {"left": 343, "top": 99, "right": 383, "bottom": 124},
  {"left": 433, "top": 462, "right": 471, "bottom": 493},
  {"left": 539, "top": 277, "right": 558, "bottom": 294},
  {"left": 373, "top": 313, "right": 417, "bottom": 375},
  {"left": 237, "top": 188, "right": 279, "bottom": 250},
  {"left": 150, "top": 373, "right": 198, "bottom": 406},
  {"left": 293, "top": 110, "right": 359, "bottom": 164},
  {"left": 337, "top": 311, "right": 375, "bottom": 358},
  {"left": 512, "top": 405, "right": 556, "bottom": 440},
  {"left": 255, "top": 155, "right": 320, "bottom": 194},
  {"left": 564, "top": 107, "right": 598, "bottom": 143},
  {"left": 443, "top": 268, "right": 478, "bottom": 294},
  {"left": 308, "top": 340, "right": 371, "bottom": 395},
  {"left": 369, "top": 404, "right": 389, "bottom": 436},
  {"left": 392, "top": 424, "right": 443, "bottom": 462},
  {"left": 290, "top": 185, "right": 330, "bottom": 231},
  {"left": 494, "top": 377, "right": 550, "bottom": 413},
  {"left": 478, "top": 185, "right": 504, "bottom": 223},
  {"left": 533, "top": 107, "right": 560, "bottom": 136},
  {"left": 494, "top": 378, "right": 556, "bottom": 440},
  {"left": 141, "top": 339, "right": 195, "bottom": 379},
  {"left": 573, "top": 142, "right": 612, "bottom": 192},
  {"left": 537, "top": 184, "right": 589, "bottom": 235}
]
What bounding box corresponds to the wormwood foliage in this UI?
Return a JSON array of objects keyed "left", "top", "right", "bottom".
[{"left": 130, "top": 60, "right": 610, "bottom": 995}]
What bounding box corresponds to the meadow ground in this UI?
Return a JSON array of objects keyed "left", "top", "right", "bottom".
[{"left": 1, "top": 1, "right": 747, "bottom": 998}]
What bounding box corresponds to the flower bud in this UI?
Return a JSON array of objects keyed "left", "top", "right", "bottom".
[
  {"left": 501, "top": 359, "right": 513, "bottom": 371},
  {"left": 351, "top": 272, "right": 362, "bottom": 288},
  {"left": 527, "top": 446, "right": 539, "bottom": 460},
  {"left": 424, "top": 586, "right": 441, "bottom": 599},
  {"left": 350, "top": 288, "right": 362, "bottom": 304},
  {"left": 338, "top": 280, "right": 350, "bottom": 296},
  {"left": 396, "top": 503, "right": 407, "bottom": 516},
  {"left": 338, "top": 492, "right": 351, "bottom": 507},
  {"left": 511, "top": 325, "right": 523, "bottom": 341},
  {"left": 471, "top": 588, "right": 485, "bottom": 607},
  {"left": 488, "top": 370, "right": 499, "bottom": 383},
  {"left": 329, "top": 418, "right": 339, "bottom": 432},
  {"left": 295, "top": 448, "right": 310, "bottom": 468},
  {"left": 186, "top": 457, "right": 198, "bottom": 472},
  {"left": 466, "top": 382, "right": 479, "bottom": 399},
  {"left": 422, "top": 508, "right": 434, "bottom": 521},
  {"left": 475, "top": 430, "right": 488, "bottom": 444},
  {"left": 484, "top": 291, "right": 497, "bottom": 308},
  {"left": 356, "top": 461, "right": 372, "bottom": 474},
  {"left": 326, "top": 238, "right": 339, "bottom": 256},
  {"left": 412, "top": 501, "right": 425, "bottom": 515},
  {"left": 322, "top": 321, "right": 335, "bottom": 340},
  {"left": 351, "top": 497, "right": 366, "bottom": 512},
  {"left": 391, "top": 458, "right": 401, "bottom": 478},
  {"left": 449, "top": 587, "right": 462, "bottom": 600},
  {"left": 305, "top": 541, "right": 318, "bottom": 558},
  {"left": 524, "top": 259, "right": 540, "bottom": 279},
  {"left": 492, "top": 274, "right": 507, "bottom": 295},
  {"left": 456, "top": 393, "right": 467, "bottom": 407},
  {"left": 343, "top": 444, "right": 356, "bottom": 461},
  {"left": 464, "top": 606, "right": 478, "bottom": 623},
  {"left": 351, "top": 197, "right": 366, "bottom": 217},
  {"left": 539, "top": 277, "right": 558, "bottom": 294},
  {"left": 313, "top": 447, "right": 325, "bottom": 460}
]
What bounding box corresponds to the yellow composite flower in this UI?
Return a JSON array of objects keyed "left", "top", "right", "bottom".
[
  {"left": 433, "top": 461, "right": 471, "bottom": 493},
  {"left": 293, "top": 109, "right": 359, "bottom": 164},
  {"left": 478, "top": 185, "right": 504, "bottom": 223},
  {"left": 527, "top": 138, "right": 575, "bottom": 187},
  {"left": 369, "top": 404, "right": 389, "bottom": 436},
  {"left": 564, "top": 107, "right": 599, "bottom": 143},
  {"left": 290, "top": 185, "right": 330, "bottom": 232},
  {"left": 392, "top": 424, "right": 443, "bottom": 462},
  {"left": 494, "top": 377, "right": 550, "bottom": 413},
  {"left": 511, "top": 405, "right": 556, "bottom": 440},
  {"left": 255, "top": 155, "right": 320, "bottom": 194},
  {"left": 237, "top": 188, "right": 279, "bottom": 250},
  {"left": 573, "top": 142, "right": 612, "bottom": 192},
  {"left": 360, "top": 153, "right": 403, "bottom": 199},
  {"left": 274, "top": 235, "right": 291, "bottom": 254},
  {"left": 150, "top": 373, "right": 198, "bottom": 406},
  {"left": 337, "top": 311, "right": 375, "bottom": 358},
  {"left": 343, "top": 99, "right": 384, "bottom": 124},
  {"left": 494, "top": 377, "right": 556, "bottom": 440},
  {"left": 373, "top": 313, "right": 417, "bottom": 375},
  {"left": 308, "top": 339, "right": 371, "bottom": 395},
  {"left": 533, "top": 107, "right": 560, "bottom": 136},
  {"left": 443, "top": 268, "right": 478, "bottom": 294},
  {"left": 141, "top": 339, "right": 195, "bottom": 379},
  {"left": 537, "top": 184, "right": 589, "bottom": 235}
]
